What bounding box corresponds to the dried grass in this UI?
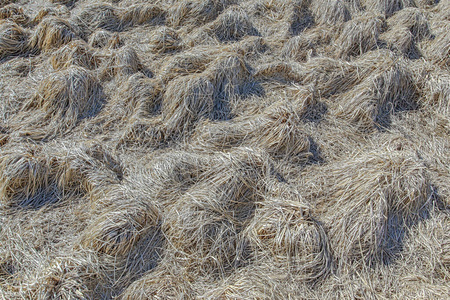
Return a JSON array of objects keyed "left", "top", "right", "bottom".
[
  {"left": 50, "top": 40, "right": 100, "bottom": 70},
  {"left": 207, "top": 5, "right": 255, "bottom": 41},
  {"left": 312, "top": 0, "right": 351, "bottom": 25},
  {"left": 0, "top": 20, "right": 28, "bottom": 60},
  {"left": 120, "top": 4, "right": 166, "bottom": 28},
  {"left": 148, "top": 26, "right": 181, "bottom": 54},
  {"left": 362, "top": 0, "right": 416, "bottom": 17},
  {"left": 0, "top": 4, "right": 29, "bottom": 26},
  {"left": 29, "top": 17, "right": 76, "bottom": 53},
  {"left": 100, "top": 46, "right": 143, "bottom": 79},
  {"left": 88, "top": 29, "right": 120, "bottom": 49}
]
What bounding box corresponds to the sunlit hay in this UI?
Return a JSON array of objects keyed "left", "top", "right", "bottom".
[
  {"left": 120, "top": 265, "right": 196, "bottom": 300},
  {"left": 300, "top": 56, "right": 364, "bottom": 97},
  {"left": 362, "top": 0, "right": 416, "bottom": 17},
  {"left": 0, "top": 20, "right": 29, "bottom": 60},
  {"left": 31, "top": 6, "right": 70, "bottom": 26},
  {"left": 100, "top": 46, "right": 143, "bottom": 79},
  {"left": 311, "top": 151, "right": 432, "bottom": 268},
  {"left": 88, "top": 29, "right": 120, "bottom": 49},
  {"left": 282, "top": 26, "right": 334, "bottom": 62},
  {"left": 182, "top": 26, "right": 221, "bottom": 47},
  {"left": 335, "top": 58, "right": 418, "bottom": 131},
  {"left": 49, "top": 0, "right": 77, "bottom": 6},
  {"left": 422, "top": 23, "right": 450, "bottom": 68},
  {"left": 29, "top": 17, "right": 76, "bottom": 53},
  {"left": 73, "top": 3, "right": 122, "bottom": 35},
  {"left": 336, "top": 13, "right": 385, "bottom": 59},
  {"left": 381, "top": 26, "right": 419, "bottom": 58},
  {"left": 51, "top": 40, "right": 100, "bottom": 70},
  {"left": 52, "top": 143, "right": 123, "bottom": 197},
  {"left": 251, "top": 101, "right": 311, "bottom": 162},
  {"left": 0, "top": 144, "right": 53, "bottom": 207},
  {"left": 161, "top": 74, "right": 214, "bottom": 138},
  {"left": 162, "top": 187, "right": 246, "bottom": 277},
  {"left": 0, "top": 4, "right": 29, "bottom": 26},
  {"left": 13, "top": 66, "right": 103, "bottom": 140},
  {"left": 312, "top": 0, "right": 351, "bottom": 26},
  {"left": 207, "top": 5, "right": 255, "bottom": 42},
  {"left": 120, "top": 4, "right": 166, "bottom": 28},
  {"left": 422, "top": 70, "right": 450, "bottom": 115},
  {"left": 159, "top": 46, "right": 219, "bottom": 82},
  {"left": 148, "top": 26, "right": 180, "bottom": 54},
  {"left": 226, "top": 36, "right": 266, "bottom": 58},
  {"left": 204, "top": 53, "right": 250, "bottom": 119},
  {"left": 245, "top": 199, "right": 331, "bottom": 282},
  {"left": 388, "top": 7, "right": 430, "bottom": 41},
  {"left": 29, "top": 255, "right": 102, "bottom": 300},
  {"left": 80, "top": 186, "right": 160, "bottom": 256},
  {"left": 167, "top": 0, "right": 235, "bottom": 28},
  {"left": 254, "top": 61, "right": 304, "bottom": 83},
  {"left": 396, "top": 212, "right": 450, "bottom": 285}
]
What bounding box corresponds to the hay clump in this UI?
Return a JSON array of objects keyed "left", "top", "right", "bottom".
[
  {"left": 100, "top": 46, "right": 143, "bottom": 79},
  {"left": 387, "top": 7, "right": 430, "bottom": 41},
  {"left": 161, "top": 74, "right": 214, "bottom": 138},
  {"left": 50, "top": 40, "right": 100, "bottom": 70},
  {"left": 120, "top": 4, "right": 166, "bottom": 28},
  {"left": 310, "top": 150, "right": 432, "bottom": 268},
  {"left": 0, "top": 144, "right": 53, "bottom": 207},
  {"left": 362, "top": 0, "right": 416, "bottom": 17},
  {"left": 381, "top": 26, "right": 419, "bottom": 58},
  {"left": 282, "top": 26, "right": 334, "bottom": 61},
  {"left": 254, "top": 61, "right": 304, "bottom": 83},
  {"left": 88, "top": 30, "right": 121, "bottom": 49},
  {"left": 335, "top": 56, "right": 418, "bottom": 130},
  {"left": 148, "top": 26, "right": 180, "bottom": 54},
  {"left": 422, "top": 23, "right": 450, "bottom": 68},
  {"left": 73, "top": 3, "right": 122, "bottom": 35},
  {"left": 207, "top": 5, "right": 255, "bottom": 42},
  {"left": 336, "top": 13, "right": 385, "bottom": 59},
  {"left": 0, "top": 4, "right": 29, "bottom": 25},
  {"left": 0, "top": 20, "right": 29, "bottom": 60},
  {"left": 12, "top": 66, "right": 103, "bottom": 140},
  {"left": 312, "top": 0, "right": 351, "bottom": 26},
  {"left": 80, "top": 185, "right": 160, "bottom": 256},
  {"left": 245, "top": 199, "right": 331, "bottom": 282},
  {"left": 29, "top": 17, "right": 76, "bottom": 53}
]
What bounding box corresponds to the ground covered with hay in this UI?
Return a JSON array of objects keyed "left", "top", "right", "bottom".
[{"left": 0, "top": 0, "right": 449, "bottom": 299}]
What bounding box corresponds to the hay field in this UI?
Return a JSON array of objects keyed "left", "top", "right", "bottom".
[{"left": 0, "top": 0, "right": 449, "bottom": 298}]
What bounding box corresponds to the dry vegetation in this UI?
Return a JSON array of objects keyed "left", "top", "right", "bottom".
[{"left": 0, "top": 0, "right": 449, "bottom": 299}]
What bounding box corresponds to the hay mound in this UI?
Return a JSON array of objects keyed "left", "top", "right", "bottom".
[
  {"left": 312, "top": 0, "right": 351, "bottom": 25},
  {"left": 50, "top": 40, "right": 100, "bottom": 70},
  {"left": 422, "top": 23, "right": 450, "bottom": 68},
  {"left": 246, "top": 199, "right": 331, "bottom": 281},
  {"left": 12, "top": 66, "right": 103, "bottom": 140},
  {"left": 80, "top": 186, "right": 160, "bottom": 256},
  {"left": 101, "top": 46, "right": 143, "bottom": 79},
  {"left": 0, "top": 4, "right": 29, "bottom": 25},
  {"left": 120, "top": 4, "right": 166, "bottom": 28},
  {"left": 208, "top": 5, "right": 255, "bottom": 41},
  {"left": 73, "top": 3, "right": 122, "bottom": 34},
  {"left": 29, "top": 17, "right": 76, "bottom": 53},
  {"left": 148, "top": 26, "right": 180, "bottom": 54},
  {"left": 0, "top": 20, "right": 28, "bottom": 60},
  {"left": 161, "top": 74, "right": 214, "bottom": 137},
  {"left": 282, "top": 26, "right": 334, "bottom": 61},
  {"left": 363, "top": 0, "right": 416, "bottom": 17},
  {"left": 335, "top": 55, "right": 418, "bottom": 130},
  {"left": 88, "top": 30, "right": 121, "bottom": 49},
  {"left": 336, "top": 13, "right": 385, "bottom": 59},
  {"left": 0, "top": 144, "right": 52, "bottom": 207},
  {"left": 311, "top": 151, "right": 432, "bottom": 268},
  {"left": 388, "top": 7, "right": 430, "bottom": 41}
]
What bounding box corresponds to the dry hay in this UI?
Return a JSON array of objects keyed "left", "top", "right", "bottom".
[
  {"left": 80, "top": 185, "right": 160, "bottom": 256},
  {"left": 0, "top": 20, "right": 29, "bottom": 60},
  {"left": 312, "top": 0, "right": 351, "bottom": 26},
  {"left": 31, "top": 6, "right": 71, "bottom": 26},
  {"left": 50, "top": 40, "right": 100, "bottom": 70},
  {"left": 206, "top": 5, "right": 255, "bottom": 42},
  {"left": 73, "top": 3, "right": 122, "bottom": 34},
  {"left": 422, "top": 22, "right": 450, "bottom": 68},
  {"left": 387, "top": 7, "right": 430, "bottom": 41},
  {"left": 0, "top": 4, "right": 29, "bottom": 26},
  {"left": 167, "top": 0, "right": 235, "bottom": 28},
  {"left": 336, "top": 13, "right": 385, "bottom": 59},
  {"left": 29, "top": 17, "right": 76, "bottom": 53},
  {"left": 335, "top": 54, "right": 418, "bottom": 131},
  {"left": 120, "top": 4, "right": 166, "bottom": 28},
  {"left": 88, "top": 30, "right": 117, "bottom": 48},
  {"left": 148, "top": 26, "right": 181, "bottom": 54},
  {"left": 161, "top": 74, "right": 214, "bottom": 138},
  {"left": 282, "top": 26, "right": 334, "bottom": 61},
  {"left": 12, "top": 66, "right": 103, "bottom": 140},
  {"left": 245, "top": 198, "right": 331, "bottom": 282},
  {"left": 100, "top": 46, "right": 143, "bottom": 79},
  {"left": 362, "top": 0, "right": 416, "bottom": 17},
  {"left": 308, "top": 150, "right": 432, "bottom": 268},
  {"left": 422, "top": 70, "right": 450, "bottom": 115},
  {"left": 254, "top": 61, "right": 304, "bottom": 83},
  {"left": 0, "top": 143, "right": 53, "bottom": 207}
]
